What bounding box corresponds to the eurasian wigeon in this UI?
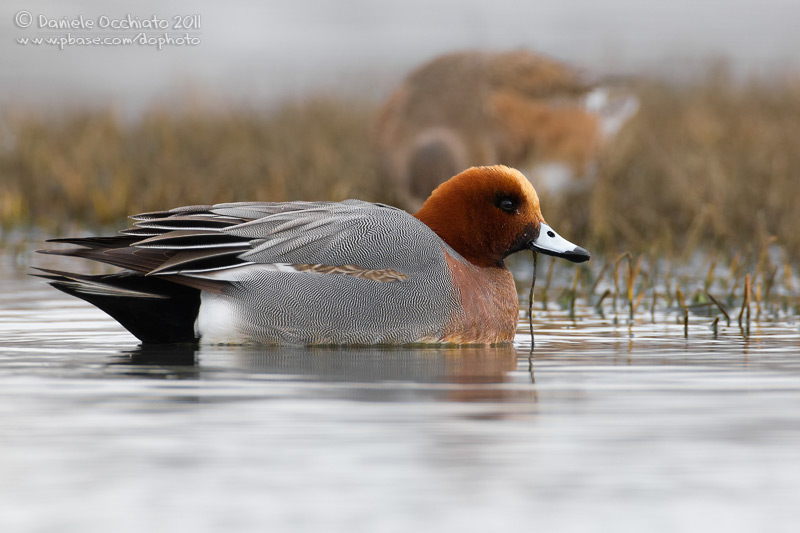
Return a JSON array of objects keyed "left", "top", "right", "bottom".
[{"left": 37, "top": 165, "right": 589, "bottom": 345}]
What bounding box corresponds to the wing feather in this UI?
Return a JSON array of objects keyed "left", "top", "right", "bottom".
[{"left": 45, "top": 200, "right": 449, "bottom": 285}]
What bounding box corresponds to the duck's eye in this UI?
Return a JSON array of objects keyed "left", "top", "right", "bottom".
[{"left": 495, "top": 194, "right": 519, "bottom": 213}]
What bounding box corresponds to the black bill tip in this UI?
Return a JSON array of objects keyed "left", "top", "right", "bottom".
[
  {"left": 564, "top": 246, "right": 591, "bottom": 263},
  {"left": 533, "top": 245, "right": 591, "bottom": 263}
]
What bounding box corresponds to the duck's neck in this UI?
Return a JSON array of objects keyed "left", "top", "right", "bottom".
[{"left": 414, "top": 204, "right": 503, "bottom": 269}]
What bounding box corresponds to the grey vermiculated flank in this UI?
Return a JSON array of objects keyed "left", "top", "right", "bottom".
[{"left": 181, "top": 200, "right": 463, "bottom": 344}]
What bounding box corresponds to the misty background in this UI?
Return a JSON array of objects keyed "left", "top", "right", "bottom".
[{"left": 3, "top": 0, "right": 799, "bottom": 113}]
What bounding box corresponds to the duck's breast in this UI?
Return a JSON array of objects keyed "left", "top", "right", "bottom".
[{"left": 437, "top": 251, "right": 519, "bottom": 344}]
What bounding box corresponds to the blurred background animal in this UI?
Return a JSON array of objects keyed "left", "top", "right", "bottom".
[{"left": 376, "top": 49, "right": 638, "bottom": 208}]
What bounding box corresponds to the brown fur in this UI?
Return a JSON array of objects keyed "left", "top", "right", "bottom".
[
  {"left": 377, "top": 50, "right": 614, "bottom": 207},
  {"left": 489, "top": 91, "right": 601, "bottom": 174}
]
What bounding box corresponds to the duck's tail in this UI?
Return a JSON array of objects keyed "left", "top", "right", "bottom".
[{"left": 31, "top": 268, "right": 200, "bottom": 344}]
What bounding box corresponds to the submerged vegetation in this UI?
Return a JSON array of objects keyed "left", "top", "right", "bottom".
[{"left": 520, "top": 242, "right": 798, "bottom": 342}]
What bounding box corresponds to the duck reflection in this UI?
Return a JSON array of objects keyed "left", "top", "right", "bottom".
[
  {"left": 125, "top": 343, "right": 198, "bottom": 367},
  {"left": 116, "top": 343, "right": 526, "bottom": 404}
]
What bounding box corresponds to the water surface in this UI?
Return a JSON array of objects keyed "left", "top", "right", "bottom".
[{"left": 2, "top": 254, "right": 800, "bottom": 532}]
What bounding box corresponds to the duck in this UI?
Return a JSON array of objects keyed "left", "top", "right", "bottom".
[{"left": 36, "top": 165, "right": 589, "bottom": 345}]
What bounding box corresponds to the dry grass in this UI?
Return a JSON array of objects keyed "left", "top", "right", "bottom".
[
  {"left": 2, "top": 67, "right": 800, "bottom": 264},
  {"left": 550, "top": 67, "right": 800, "bottom": 262},
  {"left": 0, "top": 97, "right": 380, "bottom": 232}
]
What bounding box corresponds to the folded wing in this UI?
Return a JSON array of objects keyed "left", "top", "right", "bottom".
[{"left": 42, "top": 200, "right": 449, "bottom": 289}]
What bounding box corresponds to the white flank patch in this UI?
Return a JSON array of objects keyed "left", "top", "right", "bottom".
[{"left": 195, "top": 291, "right": 246, "bottom": 344}]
